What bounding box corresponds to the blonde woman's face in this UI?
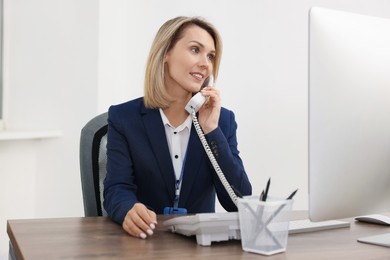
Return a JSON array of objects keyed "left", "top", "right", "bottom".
[{"left": 164, "top": 25, "right": 215, "bottom": 94}]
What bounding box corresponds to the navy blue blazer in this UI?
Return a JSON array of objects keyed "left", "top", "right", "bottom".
[{"left": 103, "top": 97, "right": 252, "bottom": 225}]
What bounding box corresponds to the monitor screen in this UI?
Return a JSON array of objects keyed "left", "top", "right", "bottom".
[{"left": 308, "top": 7, "right": 390, "bottom": 221}]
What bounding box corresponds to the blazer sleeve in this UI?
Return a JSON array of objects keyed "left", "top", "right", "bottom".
[
  {"left": 205, "top": 109, "right": 252, "bottom": 211},
  {"left": 103, "top": 105, "right": 138, "bottom": 225}
]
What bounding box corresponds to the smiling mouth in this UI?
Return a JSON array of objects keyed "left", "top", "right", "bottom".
[{"left": 190, "top": 73, "right": 204, "bottom": 80}]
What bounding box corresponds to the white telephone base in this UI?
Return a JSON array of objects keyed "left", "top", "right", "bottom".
[
  {"left": 163, "top": 212, "right": 240, "bottom": 246},
  {"left": 163, "top": 212, "right": 351, "bottom": 246}
]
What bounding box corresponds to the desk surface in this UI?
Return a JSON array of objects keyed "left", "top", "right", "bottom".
[{"left": 7, "top": 212, "right": 390, "bottom": 260}]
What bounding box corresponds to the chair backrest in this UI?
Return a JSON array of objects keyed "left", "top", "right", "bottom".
[{"left": 79, "top": 112, "right": 108, "bottom": 216}]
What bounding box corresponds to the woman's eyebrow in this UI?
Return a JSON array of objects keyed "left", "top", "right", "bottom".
[{"left": 189, "top": 40, "right": 216, "bottom": 53}]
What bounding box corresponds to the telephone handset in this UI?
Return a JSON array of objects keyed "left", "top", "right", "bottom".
[
  {"left": 185, "top": 75, "right": 239, "bottom": 206},
  {"left": 185, "top": 75, "right": 213, "bottom": 114}
]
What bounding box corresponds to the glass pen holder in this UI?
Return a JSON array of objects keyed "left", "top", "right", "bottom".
[{"left": 237, "top": 196, "right": 293, "bottom": 255}]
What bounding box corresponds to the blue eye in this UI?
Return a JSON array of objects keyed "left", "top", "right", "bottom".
[
  {"left": 191, "top": 47, "right": 199, "bottom": 53},
  {"left": 208, "top": 54, "right": 215, "bottom": 61}
]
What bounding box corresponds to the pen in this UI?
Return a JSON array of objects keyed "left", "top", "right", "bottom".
[
  {"left": 287, "top": 189, "right": 298, "bottom": 200},
  {"left": 262, "top": 178, "right": 271, "bottom": 201},
  {"left": 259, "top": 190, "right": 264, "bottom": 201},
  {"left": 264, "top": 189, "right": 299, "bottom": 226}
]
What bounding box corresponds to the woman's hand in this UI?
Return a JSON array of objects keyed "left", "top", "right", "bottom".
[
  {"left": 198, "top": 85, "right": 221, "bottom": 134},
  {"left": 122, "top": 203, "right": 157, "bottom": 239}
]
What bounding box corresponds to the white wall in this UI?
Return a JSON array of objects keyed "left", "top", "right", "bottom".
[
  {"left": 1, "top": 0, "right": 390, "bottom": 258},
  {"left": 0, "top": 0, "right": 99, "bottom": 258}
]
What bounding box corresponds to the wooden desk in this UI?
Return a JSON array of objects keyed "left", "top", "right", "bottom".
[{"left": 7, "top": 213, "right": 390, "bottom": 260}]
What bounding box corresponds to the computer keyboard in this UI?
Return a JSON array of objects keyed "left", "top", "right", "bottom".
[{"left": 288, "top": 219, "right": 350, "bottom": 234}]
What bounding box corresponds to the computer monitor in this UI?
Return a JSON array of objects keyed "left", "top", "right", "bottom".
[{"left": 308, "top": 7, "right": 390, "bottom": 222}]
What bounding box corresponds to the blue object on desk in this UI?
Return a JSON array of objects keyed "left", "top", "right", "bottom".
[{"left": 164, "top": 207, "right": 187, "bottom": 215}]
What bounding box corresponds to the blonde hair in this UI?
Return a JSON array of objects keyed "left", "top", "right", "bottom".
[{"left": 144, "top": 16, "right": 222, "bottom": 109}]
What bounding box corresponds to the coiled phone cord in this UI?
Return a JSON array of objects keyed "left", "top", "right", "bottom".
[{"left": 190, "top": 109, "right": 238, "bottom": 206}]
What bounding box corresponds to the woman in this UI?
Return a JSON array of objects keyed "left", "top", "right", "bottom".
[{"left": 103, "top": 16, "right": 252, "bottom": 239}]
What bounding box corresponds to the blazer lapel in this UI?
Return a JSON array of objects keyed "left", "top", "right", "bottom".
[{"left": 141, "top": 106, "right": 175, "bottom": 201}]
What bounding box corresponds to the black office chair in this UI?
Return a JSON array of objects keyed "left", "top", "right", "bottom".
[{"left": 79, "top": 112, "right": 108, "bottom": 216}]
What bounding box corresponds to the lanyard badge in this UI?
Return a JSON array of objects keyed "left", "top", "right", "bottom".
[{"left": 163, "top": 152, "right": 188, "bottom": 215}]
